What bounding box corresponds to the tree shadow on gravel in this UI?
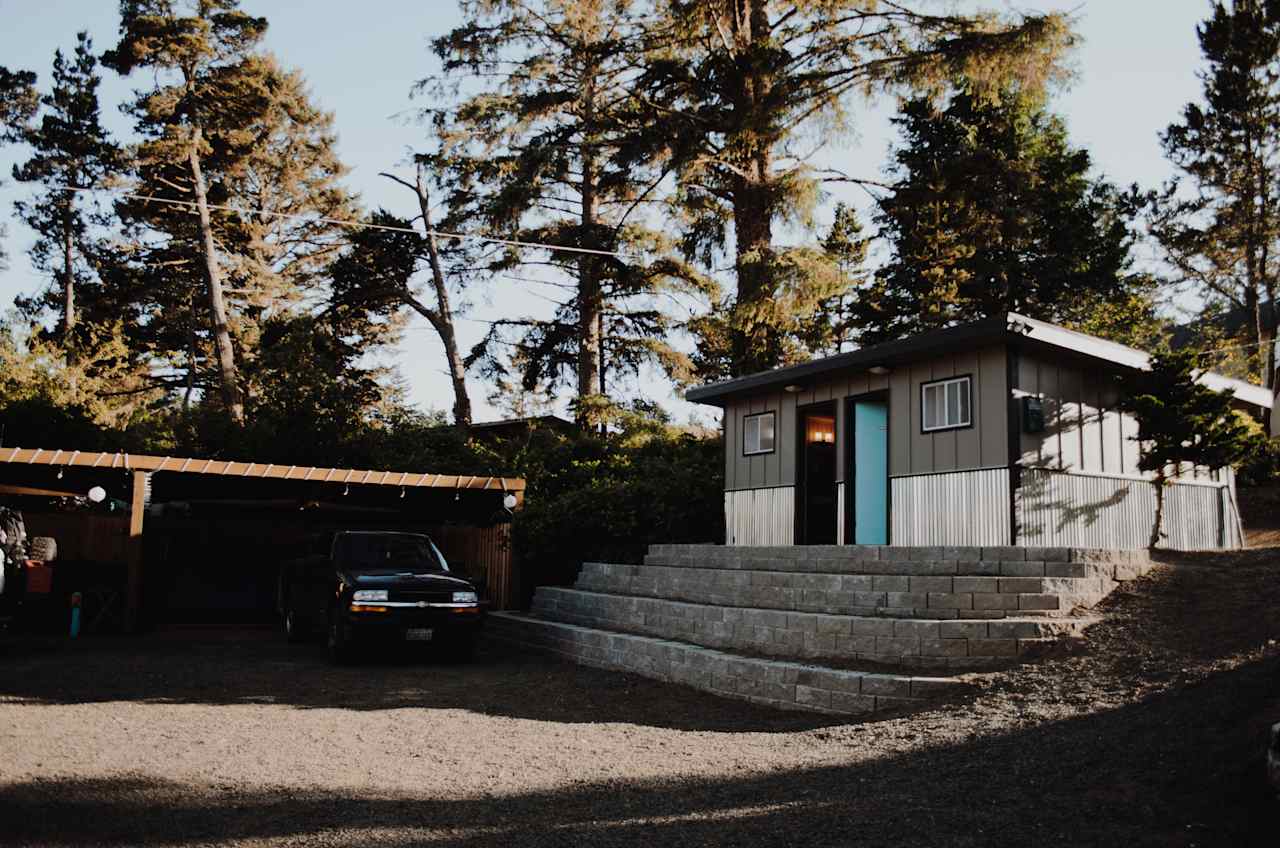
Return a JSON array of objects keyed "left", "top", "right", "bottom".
[
  {"left": 0, "top": 635, "right": 844, "bottom": 733},
  {"left": 1, "top": 653, "right": 1276, "bottom": 848}
]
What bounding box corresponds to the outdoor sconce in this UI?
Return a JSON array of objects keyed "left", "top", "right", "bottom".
[
  {"left": 868, "top": 365, "right": 891, "bottom": 376},
  {"left": 783, "top": 384, "right": 804, "bottom": 393},
  {"left": 503, "top": 493, "right": 518, "bottom": 510},
  {"left": 87, "top": 486, "right": 106, "bottom": 503}
]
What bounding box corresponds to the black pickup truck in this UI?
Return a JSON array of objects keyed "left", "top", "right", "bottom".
[{"left": 278, "top": 530, "right": 483, "bottom": 661}]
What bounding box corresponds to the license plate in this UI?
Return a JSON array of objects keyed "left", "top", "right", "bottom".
[{"left": 405, "top": 628, "right": 434, "bottom": 642}]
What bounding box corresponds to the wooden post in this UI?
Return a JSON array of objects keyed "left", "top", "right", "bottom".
[{"left": 125, "top": 470, "right": 148, "bottom": 632}]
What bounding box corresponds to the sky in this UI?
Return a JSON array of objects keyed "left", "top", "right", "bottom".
[{"left": 0, "top": 1, "right": 1216, "bottom": 425}]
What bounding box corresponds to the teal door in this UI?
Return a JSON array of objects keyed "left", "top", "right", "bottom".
[{"left": 852, "top": 400, "right": 888, "bottom": 544}]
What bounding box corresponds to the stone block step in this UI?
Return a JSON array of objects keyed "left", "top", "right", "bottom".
[
  {"left": 485, "top": 611, "right": 969, "bottom": 715},
  {"left": 643, "top": 544, "right": 1153, "bottom": 584},
  {"left": 576, "top": 561, "right": 1113, "bottom": 619},
  {"left": 530, "top": 587, "right": 1097, "bottom": 671}
]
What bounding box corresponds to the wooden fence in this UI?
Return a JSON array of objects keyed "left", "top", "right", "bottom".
[{"left": 428, "top": 522, "right": 518, "bottom": 610}]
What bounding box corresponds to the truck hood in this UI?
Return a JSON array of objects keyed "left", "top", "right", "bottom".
[{"left": 345, "top": 570, "right": 476, "bottom": 592}]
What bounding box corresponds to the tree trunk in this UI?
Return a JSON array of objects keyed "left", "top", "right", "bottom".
[
  {"left": 413, "top": 168, "right": 472, "bottom": 433},
  {"left": 727, "top": 0, "right": 777, "bottom": 377},
  {"left": 577, "top": 134, "right": 603, "bottom": 419},
  {"left": 1149, "top": 473, "right": 1167, "bottom": 550},
  {"left": 61, "top": 198, "right": 75, "bottom": 335},
  {"left": 188, "top": 130, "right": 245, "bottom": 426}
]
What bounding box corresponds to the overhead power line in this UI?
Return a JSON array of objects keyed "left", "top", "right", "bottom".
[{"left": 54, "top": 184, "right": 642, "bottom": 260}]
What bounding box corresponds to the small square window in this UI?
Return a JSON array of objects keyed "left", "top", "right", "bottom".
[
  {"left": 922, "top": 376, "right": 972, "bottom": 432},
  {"left": 744, "top": 411, "right": 776, "bottom": 455}
]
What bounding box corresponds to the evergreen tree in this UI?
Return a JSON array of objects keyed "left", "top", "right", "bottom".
[
  {"left": 1152, "top": 0, "right": 1280, "bottom": 389},
  {"left": 425, "top": 0, "right": 712, "bottom": 423},
  {"left": 328, "top": 198, "right": 474, "bottom": 433},
  {"left": 12, "top": 33, "right": 122, "bottom": 342},
  {"left": 641, "top": 1, "right": 1074, "bottom": 378},
  {"left": 0, "top": 65, "right": 38, "bottom": 270},
  {"left": 855, "top": 89, "right": 1140, "bottom": 345},
  {"left": 105, "top": 1, "right": 356, "bottom": 424},
  {"left": 1118, "top": 346, "right": 1256, "bottom": 548}
]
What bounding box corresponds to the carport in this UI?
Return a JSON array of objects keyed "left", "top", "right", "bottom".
[{"left": 0, "top": 447, "right": 525, "bottom": 631}]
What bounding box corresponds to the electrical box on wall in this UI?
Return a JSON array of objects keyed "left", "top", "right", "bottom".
[{"left": 1021, "top": 396, "right": 1045, "bottom": 434}]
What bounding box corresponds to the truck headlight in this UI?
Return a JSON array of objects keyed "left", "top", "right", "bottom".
[
  {"left": 452, "top": 591, "right": 478, "bottom": 604},
  {"left": 353, "top": 589, "right": 388, "bottom": 602}
]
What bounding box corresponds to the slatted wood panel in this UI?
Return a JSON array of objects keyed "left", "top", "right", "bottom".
[
  {"left": 890, "top": 468, "right": 1011, "bottom": 546},
  {"left": 1016, "top": 469, "right": 1236, "bottom": 551},
  {"left": 725, "top": 487, "right": 795, "bottom": 546},
  {"left": 20, "top": 512, "right": 128, "bottom": 562},
  {"left": 427, "top": 523, "right": 517, "bottom": 609}
]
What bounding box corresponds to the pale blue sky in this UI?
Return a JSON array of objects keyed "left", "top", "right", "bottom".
[{"left": 0, "top": 1, "right": 1214, "bottom": 423}]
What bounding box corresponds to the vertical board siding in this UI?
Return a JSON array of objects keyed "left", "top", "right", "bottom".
[
  {"left": 890, "top": 468, "right": 1011, "bottom": 546},
  {"left": 725, "top": 487, "right": 795, "bottom": 546},
  {"left": 1016, "top": 469, "right": 1239, "bottom": 551},
  {"left": 429, "top": 523, "right": 517, "bottom": 609}
]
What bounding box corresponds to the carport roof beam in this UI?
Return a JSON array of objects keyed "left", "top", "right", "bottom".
[{"left": 0, "top": 448, "right": 525, "bottom": 493}]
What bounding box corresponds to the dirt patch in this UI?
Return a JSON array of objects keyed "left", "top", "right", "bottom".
[
  {"left": 1, "top": 550, "right": 1278, "bottom": 847},
  {"left": 1240, "top": 485, "right": 1280, "bottom": 548}
]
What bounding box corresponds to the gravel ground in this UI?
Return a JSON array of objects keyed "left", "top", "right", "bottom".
[{"left": 1, "top": 550, "right": 1278, "bottom": 847}]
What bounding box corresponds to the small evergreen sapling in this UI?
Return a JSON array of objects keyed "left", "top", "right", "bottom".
[{"left": 1118, "top": 347, "right": 1255, "bottom": 548}]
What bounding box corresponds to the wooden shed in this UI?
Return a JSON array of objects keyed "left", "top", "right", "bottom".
[
  {"left": 0, "top": 448, "right": 525, "bottom": 630},
  {"left": 687, "top": 313, "right": 1273, "bottom": 551}
]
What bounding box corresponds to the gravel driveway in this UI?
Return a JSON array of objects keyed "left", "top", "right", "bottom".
[{"left": 1, "top": 550, "right": 1278, "bottom": 847}]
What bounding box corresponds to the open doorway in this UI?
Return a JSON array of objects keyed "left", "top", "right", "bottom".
[{"left": 796, "top": 403, "right": 837, "bottom": 544}]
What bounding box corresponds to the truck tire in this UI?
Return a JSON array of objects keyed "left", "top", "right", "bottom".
[
  {"left": 28, "top": 537, "right": 56, "bottom": 562},
  {"left": 284, "top": 605, "right": 308, "bottom": 644},
  {"left": 326, "top": 616, "right": 353, "bottom": 664}
]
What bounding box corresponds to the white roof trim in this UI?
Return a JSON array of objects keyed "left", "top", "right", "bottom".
[{"left": 1008, "top": 312, "right": 1273, "bottom": 410}]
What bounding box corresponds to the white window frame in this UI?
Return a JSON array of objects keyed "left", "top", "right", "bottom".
[
  {"left": 743, "top": 411, "right": 776, "bottom": 455},
  {"left": 921, "top": 376, "right": 973, "bottom": 432}
]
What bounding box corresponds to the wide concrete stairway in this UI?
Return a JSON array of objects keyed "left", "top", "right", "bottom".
[{"left": 488, "top": 544, "right": 1154, "bottom": 716}]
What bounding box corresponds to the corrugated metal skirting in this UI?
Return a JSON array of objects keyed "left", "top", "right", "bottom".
[
  {"left": 725, "top": 487, "right": 795, "bottom": 546},
  {"left": 1016, "top": 468, "right": 1239, "bottom": 551},
  {"left": 890, "top": 469, "right": 1011, "bottom": 546}
]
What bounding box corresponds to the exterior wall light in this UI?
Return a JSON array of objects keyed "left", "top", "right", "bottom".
[
  {"left": 868, "top": 365, "right": 891, "bottom": 376},
  {"left": 783, "top": 384, "right": 804, "bottom": 393}
]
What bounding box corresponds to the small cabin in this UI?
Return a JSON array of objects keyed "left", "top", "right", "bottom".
[{"left": 686, "top": 313, "right": 1273, "bottom": 551}]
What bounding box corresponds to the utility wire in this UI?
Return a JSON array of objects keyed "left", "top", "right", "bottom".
[{"left": 54, "top": 184, "right": 644, "bottom": 260}]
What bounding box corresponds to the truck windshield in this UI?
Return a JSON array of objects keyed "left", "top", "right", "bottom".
[{"left": 334, "top": 533, "right": 448, "bottom": 573}]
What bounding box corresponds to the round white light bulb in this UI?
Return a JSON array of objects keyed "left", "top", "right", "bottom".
[
  {"left": 503, "top": 493, "right": 518, "bottom": 510},
  {"left": 87, "top": 486, "right": 107, "bottom": 503}
]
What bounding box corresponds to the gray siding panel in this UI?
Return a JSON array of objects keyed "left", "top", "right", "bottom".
[
  {"left": 1017, "top": 468, "right": 1238, "bottom": 551},
  {"left": 723, "top": 344, "right": 1009, "bottom": 489},
  {"left": 725, "top": 486, "right": 795, "bottom": 546},
  {"left": 891, "top": 468, "right": 1012, "bottom": 546}
]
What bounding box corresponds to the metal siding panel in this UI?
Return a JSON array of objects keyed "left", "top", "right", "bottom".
[
  {"left": 890, "top": 469, "right": 1011, "bottom": 546},
  {"left": 1016, "top": 469, "right": 1235, "bottom": 550},
  {"left": 779, "top": 391, "right": 797, "bottom": 486},
  {"left": 763, "top": 390, "right": 780, "bottom": 487},
  {"left": 724, "top": 400, "right": 738, "bottom": 490},
  {"left": 910, "top": 363, "right": 934, "bottom": 474},
  {"left": 954, "top": 351, "right": 982, "bottom": 470},
  {"left": 889, "top": 371, "right": 912, "bottom": 477},
  {"left": 835, "top": 482, "right": 846, "bottom": 546},
  {"left": 1038, "top": 360, "right": 1061, "bottom": 469},
  {"left": 979, "top": 345, "right": 1009, "bottom": 468},
  {"left": 1057, "top": 366, "right": 1083, "bottom": 470},
  {"left": 1080, "top": 382, "right": 1103, "bottom": 472},
  {"left": 725, "top": 486, "right": 795, "bottom": 546}
]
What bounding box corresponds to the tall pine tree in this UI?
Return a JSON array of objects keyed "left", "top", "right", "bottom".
[
  {"left": 855, "top": 88, "right": 1140, "bottom": 345},
  {"left": 1152, "top": 0, "right": 1280, "bottom": 389},
  {"left": 105, "top": 1, "right": 356, "bottom": 424},
  {"left": 641, "top": 1, "right": 1074, "bottom": 378},
  {"left": 12, "top": 32, "right": 122, "bottom": 343},
  {"left": 0, "top": 65, "right": 38, "bottom": 270},
  {"left": 425, "top": 0, "right": 711, "bottom": 423}
]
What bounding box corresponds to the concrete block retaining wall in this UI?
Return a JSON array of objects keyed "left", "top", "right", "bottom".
[
  {"left": 487, "top": 612, "right": 966, "bottom": 715},
  {"left": 531, "top": 587, "right": 1094, "bottom": 670}
]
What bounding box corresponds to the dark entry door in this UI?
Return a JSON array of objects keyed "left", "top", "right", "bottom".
[{"left": 798, "top": 407, "right": 837, "bottom": 544}]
